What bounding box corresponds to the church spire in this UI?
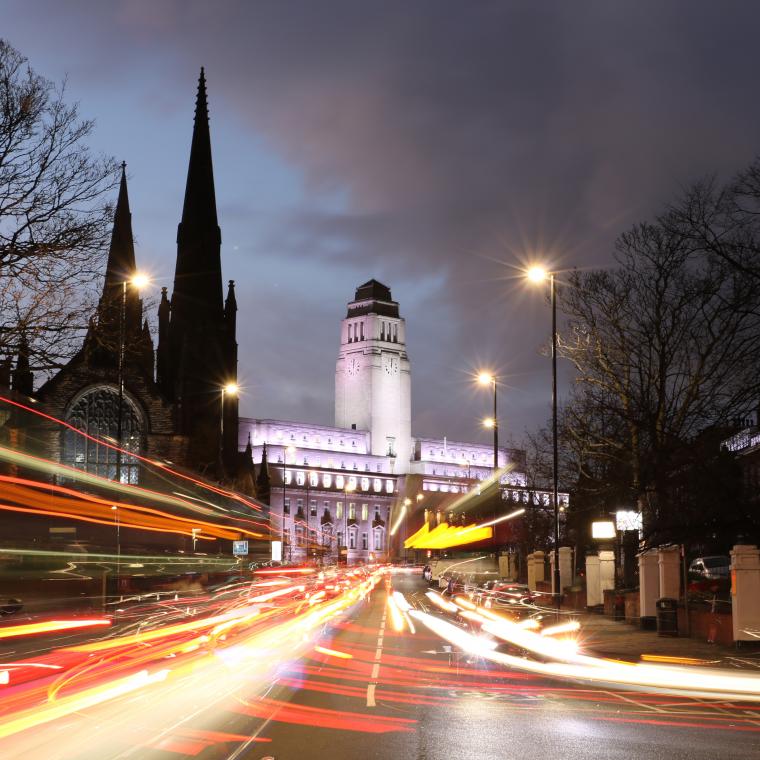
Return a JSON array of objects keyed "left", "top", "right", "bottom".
[
  {"left": 172, "top": 67, "right": 223, "bottom": 327},
  {"left": 104, "top": 162, "right": 137, "bottom": 291}
]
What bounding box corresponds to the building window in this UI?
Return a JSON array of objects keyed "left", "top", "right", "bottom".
[
  {"left": 296, "top": 498, "right": 304, "bottom": 514},
  {"left": 349, "top": 530, "right": 356, "bottom": 549},
  {"left": 296, "top": 525, "right": 305, "bottom": 547},
  {"left": 337, "top": 531, "right": 344, "bottom": 548},
  {"left": 348, "top": 324, "right": 353, "bottom": 343},
  {"left": 393, "top": 324, "right": 398, "bottom": 343},
  {"left": 323, "top": 499, "right": 330, "bottom": 511},
  {"left": 374, "top": 530, "right": 383, "bottom": 551},
  {"left": 361, "top": 477, "right": 369, "bottom": 491},
  {"left": 360, "top": 321, "right": 365, "bottom": 341},
  {"left": 310, "top": 500, "right": 317, "bottom": 517},
  {"left": 336, "top": 475, "right": 345, "bottom": 489},
  {"left": 336, "top": 501, "right": 343, "bottom": 519},
  {"left": 361, "top": 504, "right": 368, "bottom": 521},
  {"left": 373, "top": 478, "right": 382, "bottom": 492},
  {"left": 284, "top": 497, "right": 291, "bottom": 515},
  {"left": 322, "top": 473, "right": 332, "bottom": 488},
  {"left": 63, "top": 386, "right": 143, "bottom": 484},
  {"left": 349, "top": 503, "right": 356, "bottom": 520},
  {"left": 362, "top": 532, "right": 368, "bottom": 550},
  {"left": 296, "top": 471, "right": 305, "bottom": 486},
  {"left": 309, "top": 471, "right": 318, "bottom": 487},
  {"left": 385, "top": 480, "right": 394, "bottom": 493}
]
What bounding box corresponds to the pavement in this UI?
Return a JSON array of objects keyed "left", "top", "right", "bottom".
[{"left": 577, "top": 613, "right": 760, "bottom": 670}]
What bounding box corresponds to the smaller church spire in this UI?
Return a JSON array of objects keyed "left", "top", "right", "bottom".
[
  {"left": 104, "top": 162, "right": 137, "bottom": 291},
  {"left": 256, "top": 441, "right": 271, "bottom": 505},
  {"left": 225, "top": 279, "right": 237, "bottom": 336}
]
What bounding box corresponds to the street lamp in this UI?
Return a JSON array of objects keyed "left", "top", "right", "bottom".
[
  {"left": 282, "top": 445, "right": 296, "bottom": 563},
  {"left": 219, "top": 382, "right": 238, "bottom": 478},
  {"left": 343, "top": 482, "right": 355, "bottom": 564},
  {"left": 111, "top": 505, "right": 121, "bottom": 598},
  {"left": 477, "top": 372, "right": 498, "bottom": 473},
  {"left": 526, "top": 265, "right": 561, "bottom": 616},
  {"left": 116, "top": 272, "right": 150, "bottom": 484}
]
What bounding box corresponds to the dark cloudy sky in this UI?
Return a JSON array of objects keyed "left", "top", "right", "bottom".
[{"left": 5, "top": 1, "right": 760, "bottom": 445}]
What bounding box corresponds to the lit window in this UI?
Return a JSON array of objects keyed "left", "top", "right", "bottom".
[
  {"left": 296, "top": 471, "right": 305, "bottom": 486},
  {"left": 310, "top": 500, "right": 317, "bottom": 517},
  {"left": 284, "top": 470, "right": 292, "bottom": 485},
  {"left": 374, "top": 531, "right": 382, "bottom": 550},
  {"left": 373, "top": 478, "right": 382, "bottom": 492},
  {"left": 322, "top": 473, "right": 332, "bottom": 488},
  {"left": 336, "top": 501, "right": 343, "bottom": 519},
  {"left": 361, "top": 504, "right": 368, "bottom": 521},
  {"left": 385, "top": 480, "right": 394, "bottom": 493},
  {"left": 361, "top": 477, "right": 369, "bottom": 491},
  {"left": 309, "top": 471, "right": 318, "bottom": 487},
  {"left": 336, "top": 475, "right": 345, "bottom": 489},
  {"left": 349, "top": 503, "right": 356, "bottom": 520}
]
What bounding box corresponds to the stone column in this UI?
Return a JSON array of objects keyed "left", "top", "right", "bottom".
[
  {"left": 586, "top": 554, "right": 601, "bottom": 607},
  {"left": 599, "top": 549, "right": 616, "bottom": 596},
  {"left": 508, "top": 554, "right": 518, "bottom": 581},
  {"left": 527, "top": 553, "right": 536, "bottom": 591},
  {"left": 559, "top": 546, "right": 573, "bottom": 592},
  {"left": 639, "top": 550, "right": 659, "bottom": 628},
  {"left": 658, "top": 545, "right": 681, "bottom": 599},
  {"left": 533, "top": 550, "right": 545, "bottom": 586},
  {"left": 731, "top": 544, "right": 760, "bottom": 645}
]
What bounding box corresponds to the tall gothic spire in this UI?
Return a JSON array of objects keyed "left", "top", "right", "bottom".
[
  {"left": 172, "top": 67, "right": 223, "bottom": 326},
  {"left": 104, "top": 162, "right": 137, "bottom": 291}
]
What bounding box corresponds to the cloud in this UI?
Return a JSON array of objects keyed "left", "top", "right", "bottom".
[{"left": 6, "top": 0, "right": 760, "bottom": 441}]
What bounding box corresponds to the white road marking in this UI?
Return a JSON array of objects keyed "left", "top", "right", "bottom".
[{"left": 366, "top": 605, "right": 387, "bottom": 707}]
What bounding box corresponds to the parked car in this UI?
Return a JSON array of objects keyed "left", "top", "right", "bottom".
[{"left": 689, "top": 556, "right": 730, "bottom": 580}]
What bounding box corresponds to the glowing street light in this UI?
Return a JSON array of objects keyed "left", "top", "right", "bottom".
[
  {"left": 219, "top": 381, "right": 239, "bottom": 479},
  {"left": 116, "top": 271, "right": 151, "bottom": 484},
  {"left": 476, "top": 371, "right": 498, "bottom": 472},
  {"left": 526, "top": 265, "right": 548, "bottom": 283},
  {"left": 526, "top": 263, "right": 561, "bottom": 617}
]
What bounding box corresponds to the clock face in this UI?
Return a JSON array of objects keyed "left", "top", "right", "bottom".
[
  {"left": 347, "top": 357, "right": 360, "bottom": 376},
  {"left": 384, "top": 356, "right": 399, "bottom": 375}
]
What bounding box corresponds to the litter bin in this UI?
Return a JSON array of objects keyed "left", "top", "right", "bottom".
[{"left": 656, "top": 597, "right": 678, "bottom": 637}]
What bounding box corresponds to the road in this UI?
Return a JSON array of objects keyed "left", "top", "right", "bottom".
[{"left": 1, "top": 570, "right": 759, "bottom": 759}]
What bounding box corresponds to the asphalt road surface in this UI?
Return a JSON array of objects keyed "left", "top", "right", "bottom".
[
  {"left": 2, "top": 572, "right": 759, "bottom": 760},
  {"left": 162, "top": 572, "right": 760, "bottom": 760}
]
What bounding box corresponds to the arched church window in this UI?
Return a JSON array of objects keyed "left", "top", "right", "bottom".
[{"left": 63, "top": 385, "right": 143, "bottom": 484}]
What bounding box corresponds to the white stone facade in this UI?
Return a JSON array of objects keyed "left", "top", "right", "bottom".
[{"left": 237, "top": 279, "right": 563, "bottom": 565}]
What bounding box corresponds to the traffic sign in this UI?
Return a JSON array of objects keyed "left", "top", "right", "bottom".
[{"left": 233, "top": 540, "right": 249, "bottom": 556}]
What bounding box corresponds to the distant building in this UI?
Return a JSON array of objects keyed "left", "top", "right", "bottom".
[{"left": 242, "top": 281, "right": 566, "bottom": 564}]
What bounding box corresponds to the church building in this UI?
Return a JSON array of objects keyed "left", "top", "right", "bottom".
[{"left": 30, "top": 69, "right": 247, "bottom": 487}]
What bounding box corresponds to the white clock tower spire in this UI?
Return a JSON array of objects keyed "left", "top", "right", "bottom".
[{"left": 335, "top": 280, "right": 412, "bottom": 471}]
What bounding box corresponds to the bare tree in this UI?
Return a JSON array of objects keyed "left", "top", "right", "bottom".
[
  {"left": 0, "top": 39, "right": 119, "bottom": 375},
  {"left": 558, "top": 221, "right": 760, "bottom": 545}
]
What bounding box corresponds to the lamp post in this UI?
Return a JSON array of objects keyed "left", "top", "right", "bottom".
[
  {"left": 526, "top": 266, "right": 561, "bottom": 617},
  {"left": 343, "top": 482, "right": 355, "bottom": 565},
  {"left": 116, "top": 272, "right": 149, "bottom": 484},
  {"left": 477, "top": 372, "right": 499, "bottom": 473},
  {"left": 219, "top": 382, "right": 239, "bottom": 479},
  {"left": 111, "top": 504, "right": 120, "bottom": 598},
  {"left": 283, "top": 445, "right": 295, "bottom": 564}
]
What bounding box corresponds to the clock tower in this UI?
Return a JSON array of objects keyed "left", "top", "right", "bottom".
[{"left": 335, "top": 280, "right": 412, "bottom": 471}]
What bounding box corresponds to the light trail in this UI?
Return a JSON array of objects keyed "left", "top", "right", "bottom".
[{"left": 0, "top": 619, "right": 111, "bottom": 640}]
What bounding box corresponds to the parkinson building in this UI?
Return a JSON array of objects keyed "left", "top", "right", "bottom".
[{"left": 240, "top": 280, "right": 557, "bottom": 565}]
